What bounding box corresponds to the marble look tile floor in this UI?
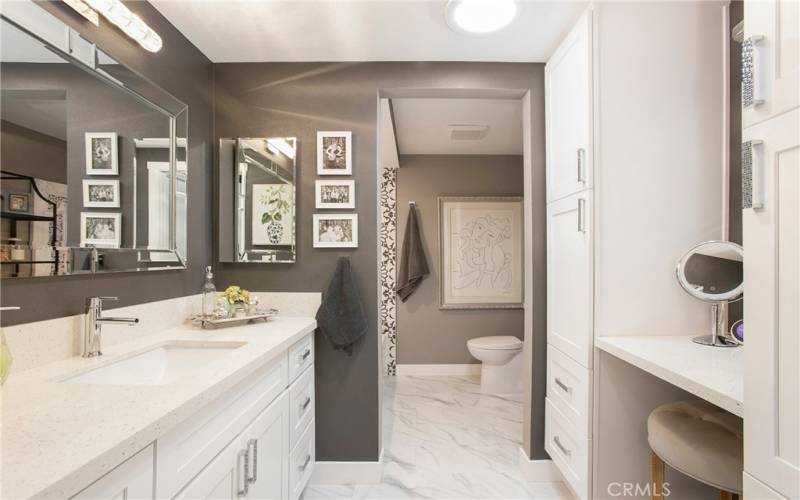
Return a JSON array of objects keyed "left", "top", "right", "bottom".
[{"left": 303, "top": 375, "right": 572, "bottom": 499}]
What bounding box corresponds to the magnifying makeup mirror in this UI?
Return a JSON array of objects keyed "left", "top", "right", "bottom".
[{"left": 675, "top": 240, "right": 743, "bottom": 347}]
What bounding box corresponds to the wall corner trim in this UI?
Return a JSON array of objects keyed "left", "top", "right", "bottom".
[
  {"left": 395, "top": 364, "right": 481, "bottom": 377},
  {"left": 309, "top": 448, "right": 384, "bottom": 485},
  {"left": 518, "top": 447, "right": 563, "bottom": 482}
]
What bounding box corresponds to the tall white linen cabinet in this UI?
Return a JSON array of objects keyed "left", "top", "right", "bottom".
[
  {"left": 742, "top": 1, "right": 800, "bottom": 499},
  {"left": 544, "top": 2, "right": 734, "bottom": 498}
]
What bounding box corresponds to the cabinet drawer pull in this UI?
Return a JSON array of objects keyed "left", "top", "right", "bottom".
[
  {"left": 577, "top": 198, "right": 586, "bottom": 233},
  {"left": 247, "top": 438, "right": 258, "bottom": 484},
  {"left": 299, "top": 453, "right": 312, "bottom": 472},
  {"left": 237, "top": 448, "right": 249, "bottom": 496},
  {"left": 300, "top": 396, "right": 312, "bottom": 412},
  {"left": 553, "top": 436, "right": 572, "bottom": 457},
  {"left": 554, "top": 377, "right": 572, "bottom": 394},
  {"left": 742, "top": 35, "right": 764, "bottom": 108},
  {"left": 577, "top": 148, "right": 586, "bottom": 183},
  {"left": 298, "top": 348, "right": 311, "bottom": 363},
  {"left": 742, "top": 140, "right": 764, "bottom": 210}
]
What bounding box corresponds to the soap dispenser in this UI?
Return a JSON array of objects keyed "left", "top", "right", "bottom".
[{"left": 201, "top": 266, "right": 217, "bottom": 318}]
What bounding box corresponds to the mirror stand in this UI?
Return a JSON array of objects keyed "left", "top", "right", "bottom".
[{"left": 692, "top": 302, "right": 739, "bottom": 347}]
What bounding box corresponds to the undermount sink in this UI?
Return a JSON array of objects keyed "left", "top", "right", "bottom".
[{"left": 61, "top": 341, "right": 247, "bottom": 386}]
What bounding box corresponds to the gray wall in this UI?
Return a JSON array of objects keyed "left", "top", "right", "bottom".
[
  {"left": 396, "top": 154, "right": 525, "bottom": 365},
  {"left": 212, "top": 62, "right": 547, "bottom": 461},
  {"left": 1, "top": 120, "right": 67, "bottom": 183},
  {"left": 0, "top": 1, "right": 213, "bottom": 326}
]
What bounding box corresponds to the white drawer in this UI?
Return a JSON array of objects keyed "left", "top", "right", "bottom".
[
  {"left": 288, "top": 334, "right": 314, "bottom": 383},
  {"left": 545, "top": 397, "right": 591, "bottom": 500},
  {"left": 289, "top": 366, "right": 315, "bottom": 449},
  {"left": 289, "top": 419, "right": 315, "bottom": 500},
  {"left": 547, "top": 344, "right": 592, "bottom": 437},
  {"left": 157, "top": 355, "right": 288, "bottom": 498}
]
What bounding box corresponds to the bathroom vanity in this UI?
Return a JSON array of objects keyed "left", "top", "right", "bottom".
[{"left": 1, "top": 316, "right": 316, "bottom": 499}]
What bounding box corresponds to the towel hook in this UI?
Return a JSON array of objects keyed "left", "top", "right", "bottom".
[{"left": 409, "top": 200, "right": 416, "bottom": 206}]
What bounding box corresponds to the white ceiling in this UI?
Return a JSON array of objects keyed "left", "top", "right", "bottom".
[
  {"left": 149, "top": 0, "right": 587, "bottom": 63},
  {"left": 392, "top": 98, "right": 522, "bottom": 155}
]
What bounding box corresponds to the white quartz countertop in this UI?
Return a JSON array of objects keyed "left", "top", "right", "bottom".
[
  {"left": 596, "top": 335, "right": 743, "bottom": 417},
  {"left": 0, "top": 316, "right": 317, "bottom": 500}
]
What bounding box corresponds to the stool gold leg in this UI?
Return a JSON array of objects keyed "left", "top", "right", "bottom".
[
  {"left": 720, "top": 491, "right": 734, "bottom": 500},
  {"left": 650, "top": 451, "right": 665, "bottom": 500}
]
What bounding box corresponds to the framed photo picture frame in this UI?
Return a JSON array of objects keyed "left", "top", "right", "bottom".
[
  {"left": 7, "top": 193, "right": 30, "bottom": 213},
  {"left": 83, "top": 179, "right": 120, "bottom": 208},
  {"left": 85, "top": 132, "right": 119, "bottom": 175},
  {"left": 438, "top": 196, "right": 523, "bottom": 309},
  {"left": 315, "top": 180, "right": 355, "bottom": 209},
  {"left": 317, "top": 131, "right": 352, "bottom": 175},
  {"left": 80, "top": 212, "right": 121, "bottom": 248},
  {"left": 313, "top": 213, "right": 358, "bottom": 248}
]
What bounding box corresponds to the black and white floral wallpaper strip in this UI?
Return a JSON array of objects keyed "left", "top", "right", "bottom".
[{"left": 379, "top": 166, "right": 397, "bottom": 376}]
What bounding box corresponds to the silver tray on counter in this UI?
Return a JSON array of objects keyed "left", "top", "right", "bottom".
[{"left": 191, "top": 308, "right": 279, "bottom": 329}]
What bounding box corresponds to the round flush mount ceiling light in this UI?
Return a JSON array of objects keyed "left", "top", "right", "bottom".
[{"left": 445, "top": 0, "right": 519, "bottom": 35}]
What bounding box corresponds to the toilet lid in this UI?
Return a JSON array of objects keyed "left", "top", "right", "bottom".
[{"left": 467, "top": 336, "right": 523, "bottom": 350}]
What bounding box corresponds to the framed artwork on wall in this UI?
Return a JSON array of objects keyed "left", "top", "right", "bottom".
[
  {"left": 438, "top": 196, "right": 523, "bottom": 309},
  {"left": 317, "top": 131, "right": 352, "bottom": 175},
  {"left": 80, "top": 212, "right": 121, "bottom": 248},
  {"left": 315, "top": 180, "right": 355, "bottom": 209},
  {"left": 85, "top": 132, "right": 118, "bottom": 175},
  {"left": 83, "top": 179, "right": 120, "bottom": 208},
  {"left": 252, "top": 183, "right": 293, "bottom": 245},
  {"left": 313, "top": 213, "right": 358, "bottom": 248},
  {"left": 7, "top": 193, "right": 30, "bottom": 213}
]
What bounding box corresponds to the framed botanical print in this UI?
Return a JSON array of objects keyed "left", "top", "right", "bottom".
[
  {"left": 317, "top": 131, "right": 352, "bottom": 175},
  {"left": 85, "top": 132, "right": 118, "bottom": 175},
  {"left": 438, "top": 196, "right": 523, "bottom": 309},
  {"left": 315, "top": 180, "right": 355, "bottom": 209}
]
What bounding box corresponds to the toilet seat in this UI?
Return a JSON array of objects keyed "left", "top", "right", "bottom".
[{"left": 467, "top": 336, "right": 523, "bottom": 351}]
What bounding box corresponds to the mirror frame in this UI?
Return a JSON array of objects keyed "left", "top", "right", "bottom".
[
  {"left": 675, "top": 240, "right": 744, "bottom": 303},
  {"left": 1, "top": 6, "right": 189, "bottom": 277}
]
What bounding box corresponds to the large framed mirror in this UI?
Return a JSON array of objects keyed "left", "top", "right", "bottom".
[
  {"left": 218, "top": 138, "right": 297, "bottom": 263},
  {"left": 0, "top": 3, "right": 188, "bottom": 278}
]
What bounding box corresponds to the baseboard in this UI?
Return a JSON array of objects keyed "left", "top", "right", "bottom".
[
  {"left": 518, "top": 446, "right": 563, "bottom": 482},
  {"left": 395, "top": 364, "right": 481, "bottom": 376},
  {"left": 309, "top": 448, "right": 384, "bottom": 485}
]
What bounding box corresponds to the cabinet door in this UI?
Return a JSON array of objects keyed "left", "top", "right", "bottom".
[
  {"left": 743, "top": 108, "right": 800, "bottom": 500},
  {"left": 742, "top": 0, "right": 799, "bottom": 127},
  {"left": 175, "top": 437, "right": 249, "bottom": 500},
  {"left": 243, "top": 392, "right": 290, "bottom": 500},
  {"left": 547, "top": 191, "right": 594, "bottom": 368},
  {"left": 546, "top": 9, "right": 593, "bottom": 202},
  {"left": 71, "top": 445, "right": 154, "bottom": 500}
]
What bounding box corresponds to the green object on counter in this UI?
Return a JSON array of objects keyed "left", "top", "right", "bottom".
[{"left": 0, "top": 330, "right": 12, "bottom": 385}]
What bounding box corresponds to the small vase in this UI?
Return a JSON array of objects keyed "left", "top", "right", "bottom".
[
  {"left": 267, "top": 221, "right": 284, "bottom": 244},
  {"left": 230, "top": 303, "right": 248, "bottom": 318}
]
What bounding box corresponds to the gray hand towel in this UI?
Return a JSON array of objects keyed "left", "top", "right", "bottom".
[
  {"left": 396, "top": 204, "right": 430, "bottom": 302},
  {"left": 316, "top": 256, "right": 368, "bottom": 355}
]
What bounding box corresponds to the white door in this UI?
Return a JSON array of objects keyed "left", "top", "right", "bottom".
[
  {"left": 71, "top": 445, "right": 154, "bottom": 500},
  {"left": 743, "top": 108, "right": 800, "bottom": 500},
  {"left": 174, "top": 438, "right": 245, "bottom": 500},
  {"left": 742, "top": 0, "right": 799, "bottom": 127},
  {"left": 243, "top": 392, "right": 290, "bottom": 500},
  {"left": 547, "top": 191, "right": 594, "bottom": 368},
  {"left": 545, "top": 9, "right": 593, "bottom": 202}
]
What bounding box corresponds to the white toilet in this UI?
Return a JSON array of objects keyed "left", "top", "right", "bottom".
[{"left": 467, "top": 336, "right": 524, "bottom": 394}]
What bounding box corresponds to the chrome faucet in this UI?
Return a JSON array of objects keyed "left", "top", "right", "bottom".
[{"left": 83, "top": 297, "right": 139, "bottom": 358}]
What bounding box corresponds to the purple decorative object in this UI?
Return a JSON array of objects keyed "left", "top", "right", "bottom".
[{"left": 731, "top": 320, "right": 744, "bottom": 344}]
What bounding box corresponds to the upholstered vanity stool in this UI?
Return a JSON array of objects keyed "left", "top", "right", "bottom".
[{"left": 647, "top": 400, "right": 743, "bottom": 500}]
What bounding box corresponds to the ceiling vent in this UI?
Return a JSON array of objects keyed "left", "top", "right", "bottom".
[{"left": 449, "top": 124, "right": 489, "bottom": 141}]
